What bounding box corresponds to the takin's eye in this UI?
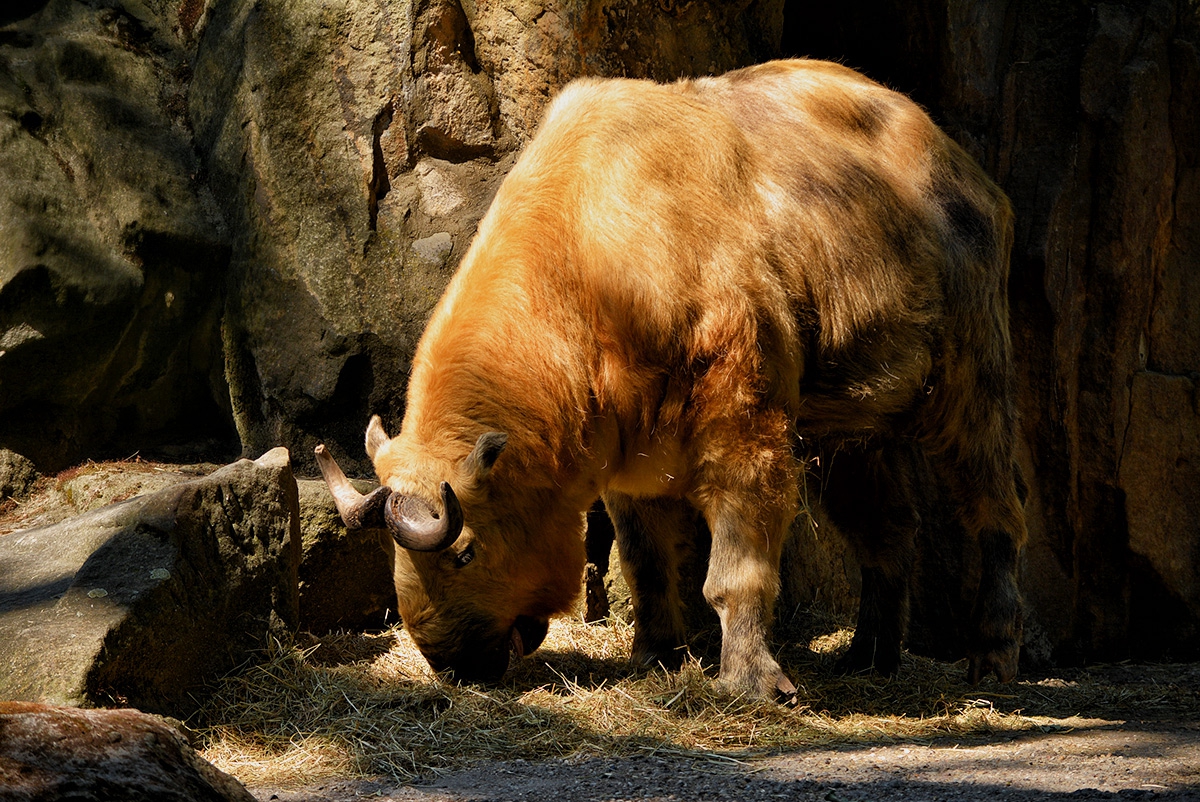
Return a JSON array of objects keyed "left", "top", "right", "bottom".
[{"left": 453, "top": 543, "right": 476, "bottom": 569}]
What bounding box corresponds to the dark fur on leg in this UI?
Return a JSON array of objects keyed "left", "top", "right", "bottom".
[
  {"left": 604, "top": 493, "right": 691, "bottom": 669},
  {"left": 968, "top": 527, "right": 1023, "bottom": 683},
  {"left": 584, "top": 501, "right": 616, "bottom": 623},
  {"left": 837, "top": 566, "right": 909, "bottom": 676},
  {"left": 817, "top": 444, "right": 920, "bottom": 676}
]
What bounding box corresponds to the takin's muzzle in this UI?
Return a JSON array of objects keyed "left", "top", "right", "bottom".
[{"left": 417, "top": 615, "right": 550, "bottom": 682}]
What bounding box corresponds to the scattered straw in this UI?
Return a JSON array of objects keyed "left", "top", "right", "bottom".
[{"left": 195, "top": 616, "right": 1200, "bottom": 788}]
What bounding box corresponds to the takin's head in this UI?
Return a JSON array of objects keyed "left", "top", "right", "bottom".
[{"left": 315, "top": 416, "right": 586, "bottom": 682}]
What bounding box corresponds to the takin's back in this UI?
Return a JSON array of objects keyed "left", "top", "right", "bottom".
[{"left": 427, "top": 58, "right": 1012, "bottom": 453}]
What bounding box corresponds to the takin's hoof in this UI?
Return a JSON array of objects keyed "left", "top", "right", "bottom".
[
  {"left": 833, "top": 636, "right": 901, "bottom": 678},
  {"left": 717, "top": 666, "right": 799, "bottom": 705},
  {"left": 630, "top": 643, "right": 688, "bottom": 671},
  {"left": 968, "top": 641, "right": 1020, "bottom": 684},
  {"left": 774, "top": 670, "right": 799, "bottom": 707}
]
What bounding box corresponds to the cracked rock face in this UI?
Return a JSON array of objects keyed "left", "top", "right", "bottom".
[
  {"left": 0, "top": 0, "right": 786, "bottom": 477},
  {"left": 0, "top": 3, "right": 234, "bottom": 471},
  {"left": 1, "top": 0, "right": 1198, "bottom": 665},
  {"left": 193, "top": 0, "right": 787, "bottom": 476}
]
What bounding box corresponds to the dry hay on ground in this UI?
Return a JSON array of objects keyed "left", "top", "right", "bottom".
[{"left": 195, "top": 616, "right": 1200, "bottom": 788}]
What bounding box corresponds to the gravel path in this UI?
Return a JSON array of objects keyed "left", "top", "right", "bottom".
[{"left": 251, "top": 719, "right": 1200, "bottom": 802}]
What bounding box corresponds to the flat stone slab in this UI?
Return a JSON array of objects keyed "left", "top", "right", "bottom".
[{"left": 0, "top": 449, "right": 300, "bottom": 716}]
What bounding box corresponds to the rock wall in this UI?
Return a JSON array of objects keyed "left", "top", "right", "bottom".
[
  {"left": 1, "top": 0, "right": 1197, "bottom": 664},
  {"left": 1005, "top": 0, "right": 1200, "bottom": 662},
  {"left": 0, "top": 0, "right": 784, "bottom": 476},
  {"left": 0, "top": 1, "right": 233, "bottom": 468},
  {"left": 191, "top": 0, "right": 785, "bottom": 476}
]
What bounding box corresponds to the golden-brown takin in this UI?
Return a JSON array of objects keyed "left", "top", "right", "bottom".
[{"left": 317, "top": 58, "right": 1026, "bottom": 700}]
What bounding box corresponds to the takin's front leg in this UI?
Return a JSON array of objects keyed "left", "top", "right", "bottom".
[
  {"left": 603, "top": 493, "right": 693, "bottom": 670},
  {"left": 699, "top": 497, "right": 797, "bottom": 702}
]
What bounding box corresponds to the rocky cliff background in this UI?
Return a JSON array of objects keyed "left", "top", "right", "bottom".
[{"left": 2, "top": 0, "right": 1197, "bottom": 666}]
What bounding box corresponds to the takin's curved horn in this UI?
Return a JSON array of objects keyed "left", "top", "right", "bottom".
[
  {"left": 384, "top": 482, "right": 463, "bottom": 552},
  {"left": 314, "top": 444, "right": 391, "bottom": 529}
]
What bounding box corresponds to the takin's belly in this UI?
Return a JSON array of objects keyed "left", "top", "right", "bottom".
[{"left": 603, "top": 433, "right": 691, "bottom": 499}]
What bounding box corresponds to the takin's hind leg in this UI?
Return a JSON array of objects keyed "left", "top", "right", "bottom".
[
  {"left": 940, "top": 454, "right": 1027, "bottom": 683},
  {"left": 929, "top": 348, "right": 1028, "bottom": 683},
  {"left": 603, "top": 493, "right": 694, "bottom": 670},
  {"left": 817, "top": 443, "right": 921, "bottom": 677},
  {"left": 584, "top": 501, "right": 616, "bottom": 623},
  {"left": 928, "top": 377, "right": 1028, "bottom": 683}
]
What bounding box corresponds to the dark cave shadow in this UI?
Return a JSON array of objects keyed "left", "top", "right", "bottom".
[{"left": 0, "top": 0, "right": 49, "bottom": 26}]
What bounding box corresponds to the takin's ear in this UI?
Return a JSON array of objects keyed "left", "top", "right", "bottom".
[
  {"left": 365, "top": 415, "right": 390, "bottom": 461},
  {"left": 464, "top": 431, "right": 508, "bottom": 481}
]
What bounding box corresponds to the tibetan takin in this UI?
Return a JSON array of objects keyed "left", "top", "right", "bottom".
[{"left": 316, "top": 58, "right": 1026, "bottom": 701}]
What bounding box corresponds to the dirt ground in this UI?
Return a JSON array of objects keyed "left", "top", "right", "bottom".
[{"left": 249, "top": 720, "right": 1200, "bottom": 802}]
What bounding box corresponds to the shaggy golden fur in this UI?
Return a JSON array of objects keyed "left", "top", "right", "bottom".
[{"left": 367, "top": 59, "right": 1025, "bottom": 698}]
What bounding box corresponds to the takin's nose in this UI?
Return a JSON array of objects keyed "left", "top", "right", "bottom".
[
  {"left": 439, "top": 644, "right": 511, "bottom": 683},
  {"left": 510, "top": 615, "right": 550, "bottom": 658}
]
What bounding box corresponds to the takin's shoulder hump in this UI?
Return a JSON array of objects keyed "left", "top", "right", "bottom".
[{"left": 540, "top": 75, "right": 724, "bottom": 137}]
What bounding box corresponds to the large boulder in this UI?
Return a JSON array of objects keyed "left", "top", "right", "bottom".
[
  {"left": 296, "top": 476, "right": 397, "bottom": 633},
  {"left": 0, "top": 1, "right": 235, "bottom": 471},
  {"left": 0, "top": 448, "right": 299, "bottom": 716},
  {"left": 0, "top": 701, "right": 255, "bottom": 802}
]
